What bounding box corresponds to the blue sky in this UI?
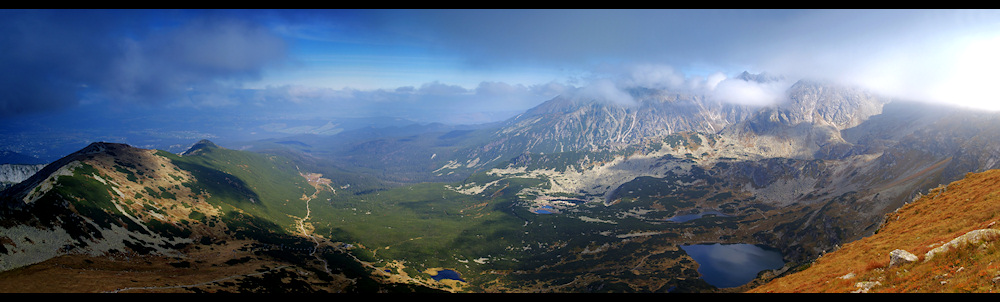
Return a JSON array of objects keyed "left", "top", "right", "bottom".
[{"left": 3, "top": 9, "right": 1000, "bottom": 126}]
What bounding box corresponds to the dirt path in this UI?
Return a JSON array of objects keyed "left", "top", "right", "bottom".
[{"left": 297, "top": 171, "right": 334, "bottom": 274}]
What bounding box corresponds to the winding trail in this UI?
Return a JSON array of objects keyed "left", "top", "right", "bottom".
[
  {"left": 296, "top": 171, "right": 334, "bottom": 274},
  {"left": 104, "top": 169, "right": 399, "bottom": 293}
]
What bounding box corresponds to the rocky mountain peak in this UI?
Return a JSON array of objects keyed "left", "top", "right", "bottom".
[
  {"left": 77, "top": 141, "right": 136, "bottom": 155},
  {"left": 736, "top": 71, "right": 784, "bottom": 83},
  {"left": 782, "top": 80, "right": 890, "bottom": 130},
  {"left": 0, "top": 141, "right": 162, "bottom": 207}
]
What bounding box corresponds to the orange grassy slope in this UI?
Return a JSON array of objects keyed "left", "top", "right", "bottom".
[{"left": 750, "top": 169, "right": 1000, "bottom": 293}]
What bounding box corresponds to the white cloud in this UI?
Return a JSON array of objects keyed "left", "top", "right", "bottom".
[
  {"left": 747, "top": 10, "right": 1000, "bottom": 111},
  {"left": 576, "top": 78, "right": 636, "bottom": 106},
  {"left": 709, "top": 77, "right": 793, "bottom": 106},
  {"left": 620, "top": 64, "right": 686, "bottom": 90},
  {"left": 705, "top": 72, "right": 727, "bottom": 90},
  {"left": 574, "top": 63, "right": 792, "bottom": 107}
]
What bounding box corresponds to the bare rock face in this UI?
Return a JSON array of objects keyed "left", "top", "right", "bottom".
[
  {"left": 0, "top": 164, "right": 46, "bottom": 190},
  {"left": 783, "top": 80, "right": 890, "bottom": 130},
  {"left": 465, "top": 76, "right": 891, "bottom": 170},
  {"left": 719, "top": 80, "right": 891, "bottom": 160},
  {"left": 497, "top": 90, "right": 752, "bottom": 153},
  {"left": 728, "top": 79, "right": 889, "bottom": 133}
]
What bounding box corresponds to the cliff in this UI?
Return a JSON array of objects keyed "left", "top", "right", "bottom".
[{"left": 0, "top": 164, "right": 46, "bottom": 191}]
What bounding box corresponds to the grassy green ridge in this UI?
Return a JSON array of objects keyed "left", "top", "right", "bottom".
[{"left": 158, "top": 146, "right": 312, "bottom": 233}]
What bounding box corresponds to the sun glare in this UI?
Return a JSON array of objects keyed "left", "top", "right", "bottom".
[{"left": 932, "top": 33, "right": 1000, "bottom": 111}]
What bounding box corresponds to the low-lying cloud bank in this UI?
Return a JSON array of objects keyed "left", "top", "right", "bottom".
[
  {"left": 5, "top": 9, "right": 1000, "bottom": 126},
  {"left": 561, "top": 64, "right": 795, "bottom": 108}
]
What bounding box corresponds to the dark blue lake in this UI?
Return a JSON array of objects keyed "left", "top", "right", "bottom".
[
  {"left": 532, "top": 205, "right": 555, "bottom": 214},
  {"left": 680, "top": 243, "right": 784, "bottom": 288},
  {"left": 430, "top": 269, "right": 465, "bottom": 282}
]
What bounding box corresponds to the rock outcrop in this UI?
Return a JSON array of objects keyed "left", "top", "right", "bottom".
[
  {"left": 0, "top": 164, "right": 46, "bottom": 191},
  {"left": 889, "top": 249, "right": 918, "bottom": 267},
  {"left": 924, "top": 229, "right": 1000, "bottom": 261}
]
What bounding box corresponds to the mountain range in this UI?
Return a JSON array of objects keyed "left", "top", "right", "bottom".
[{"left": 2, "top": 73, "right": 1000, "bottom": 292}]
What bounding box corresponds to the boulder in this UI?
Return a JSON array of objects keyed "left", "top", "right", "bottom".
[
  {"left": 853, "top": 281, "right": 881, "bottom": 293},
  {"left": 889, "top": 249, "right": 918, "bottom": 267}
]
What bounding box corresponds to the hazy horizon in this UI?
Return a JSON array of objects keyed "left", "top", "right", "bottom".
[{"left": 3, "top": 9, "right": 1000, "bottom": 160}]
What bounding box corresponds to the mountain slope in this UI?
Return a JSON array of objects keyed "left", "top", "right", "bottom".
[
  {"left": 241, "top": 75, "right": 893, "bottom": 188},
  {"left": 6, "top": 76, "right": 1000, "bottom": 292},
  {"left": 427, "top": 78, "right": 889, "bottom": 178},
  {"left": 419, "top": 79, "right": 1000, "bottom": 290},
  {"left": 750, "top": 169, "right": 1000, "bottom": 293},
  {"left": 0, "top": 141, "right": 445, "bottom": 293}
]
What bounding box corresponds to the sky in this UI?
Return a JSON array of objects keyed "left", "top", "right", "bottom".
[{"left": 3, "top": 9, "right": 1000, "bottom": 127}]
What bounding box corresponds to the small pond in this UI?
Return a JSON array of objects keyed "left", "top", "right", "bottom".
[
  {"left": 680, "top": 243, "right": 785, "bottom": 288},
  {"left": 532, "top": 205, "right": 555, "bottom": 214},
  {"left": 430, "top": 269, "right": 466, "bottom": 282}
]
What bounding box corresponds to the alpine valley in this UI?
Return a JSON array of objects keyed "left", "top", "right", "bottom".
[{"left": 4, "top": 73, "right": 1000, "bottom": 293}]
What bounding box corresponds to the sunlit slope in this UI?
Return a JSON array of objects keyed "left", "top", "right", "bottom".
[
  {"left": 0, "top": 141, "right": 444, "bottom": 293},
  {"left": 167, "top": 139, "right": 316, "bottom": 231},
  {"left": 751, "top": 169, "right": 1000, "bottom": 293}
]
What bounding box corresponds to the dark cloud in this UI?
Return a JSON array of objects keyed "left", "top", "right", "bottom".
[
  {"left": 7, "top": 9, "right": 1000, "bottom": 124},
  {"left": 101, "top": 16, "right": 287, "bottom": 106},
  {"left": 0, "top": 10, "right": 288, "bottom": 118},
  {"left": 0, "top": 10, "right": 119, "bottom": 116}
]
